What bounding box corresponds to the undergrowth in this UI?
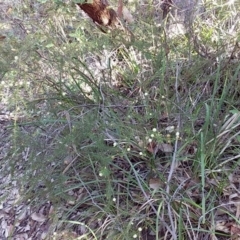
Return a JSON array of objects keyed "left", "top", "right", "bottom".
[{"left": 1, "top": 0, "right": 240, "bottom": 239}]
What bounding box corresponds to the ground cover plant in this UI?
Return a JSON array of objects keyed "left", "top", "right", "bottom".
[{"left": 0, "top": 0, "right": 240, "bottom": 239}]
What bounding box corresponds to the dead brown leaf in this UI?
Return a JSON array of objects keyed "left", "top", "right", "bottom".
[
  {"left": 0, "top": 35, "right": 6, "bottom": 41},
  {"left": 30, "top": 212, "right": 46, "bottom": 222},
  {"left": 149, "top": 178, "right": 161, "bottom": 191},
  {"left": 158, "top": 143, "right": 173, "bottom": 153}
]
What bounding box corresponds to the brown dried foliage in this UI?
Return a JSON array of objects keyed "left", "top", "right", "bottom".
[{"left": 76, "top": 0, "right": 119, "bottom": 28}]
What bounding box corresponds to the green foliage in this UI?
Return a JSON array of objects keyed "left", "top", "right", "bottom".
[{"left": 1, "top": 0, "right": 240, "bottom": 239}]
